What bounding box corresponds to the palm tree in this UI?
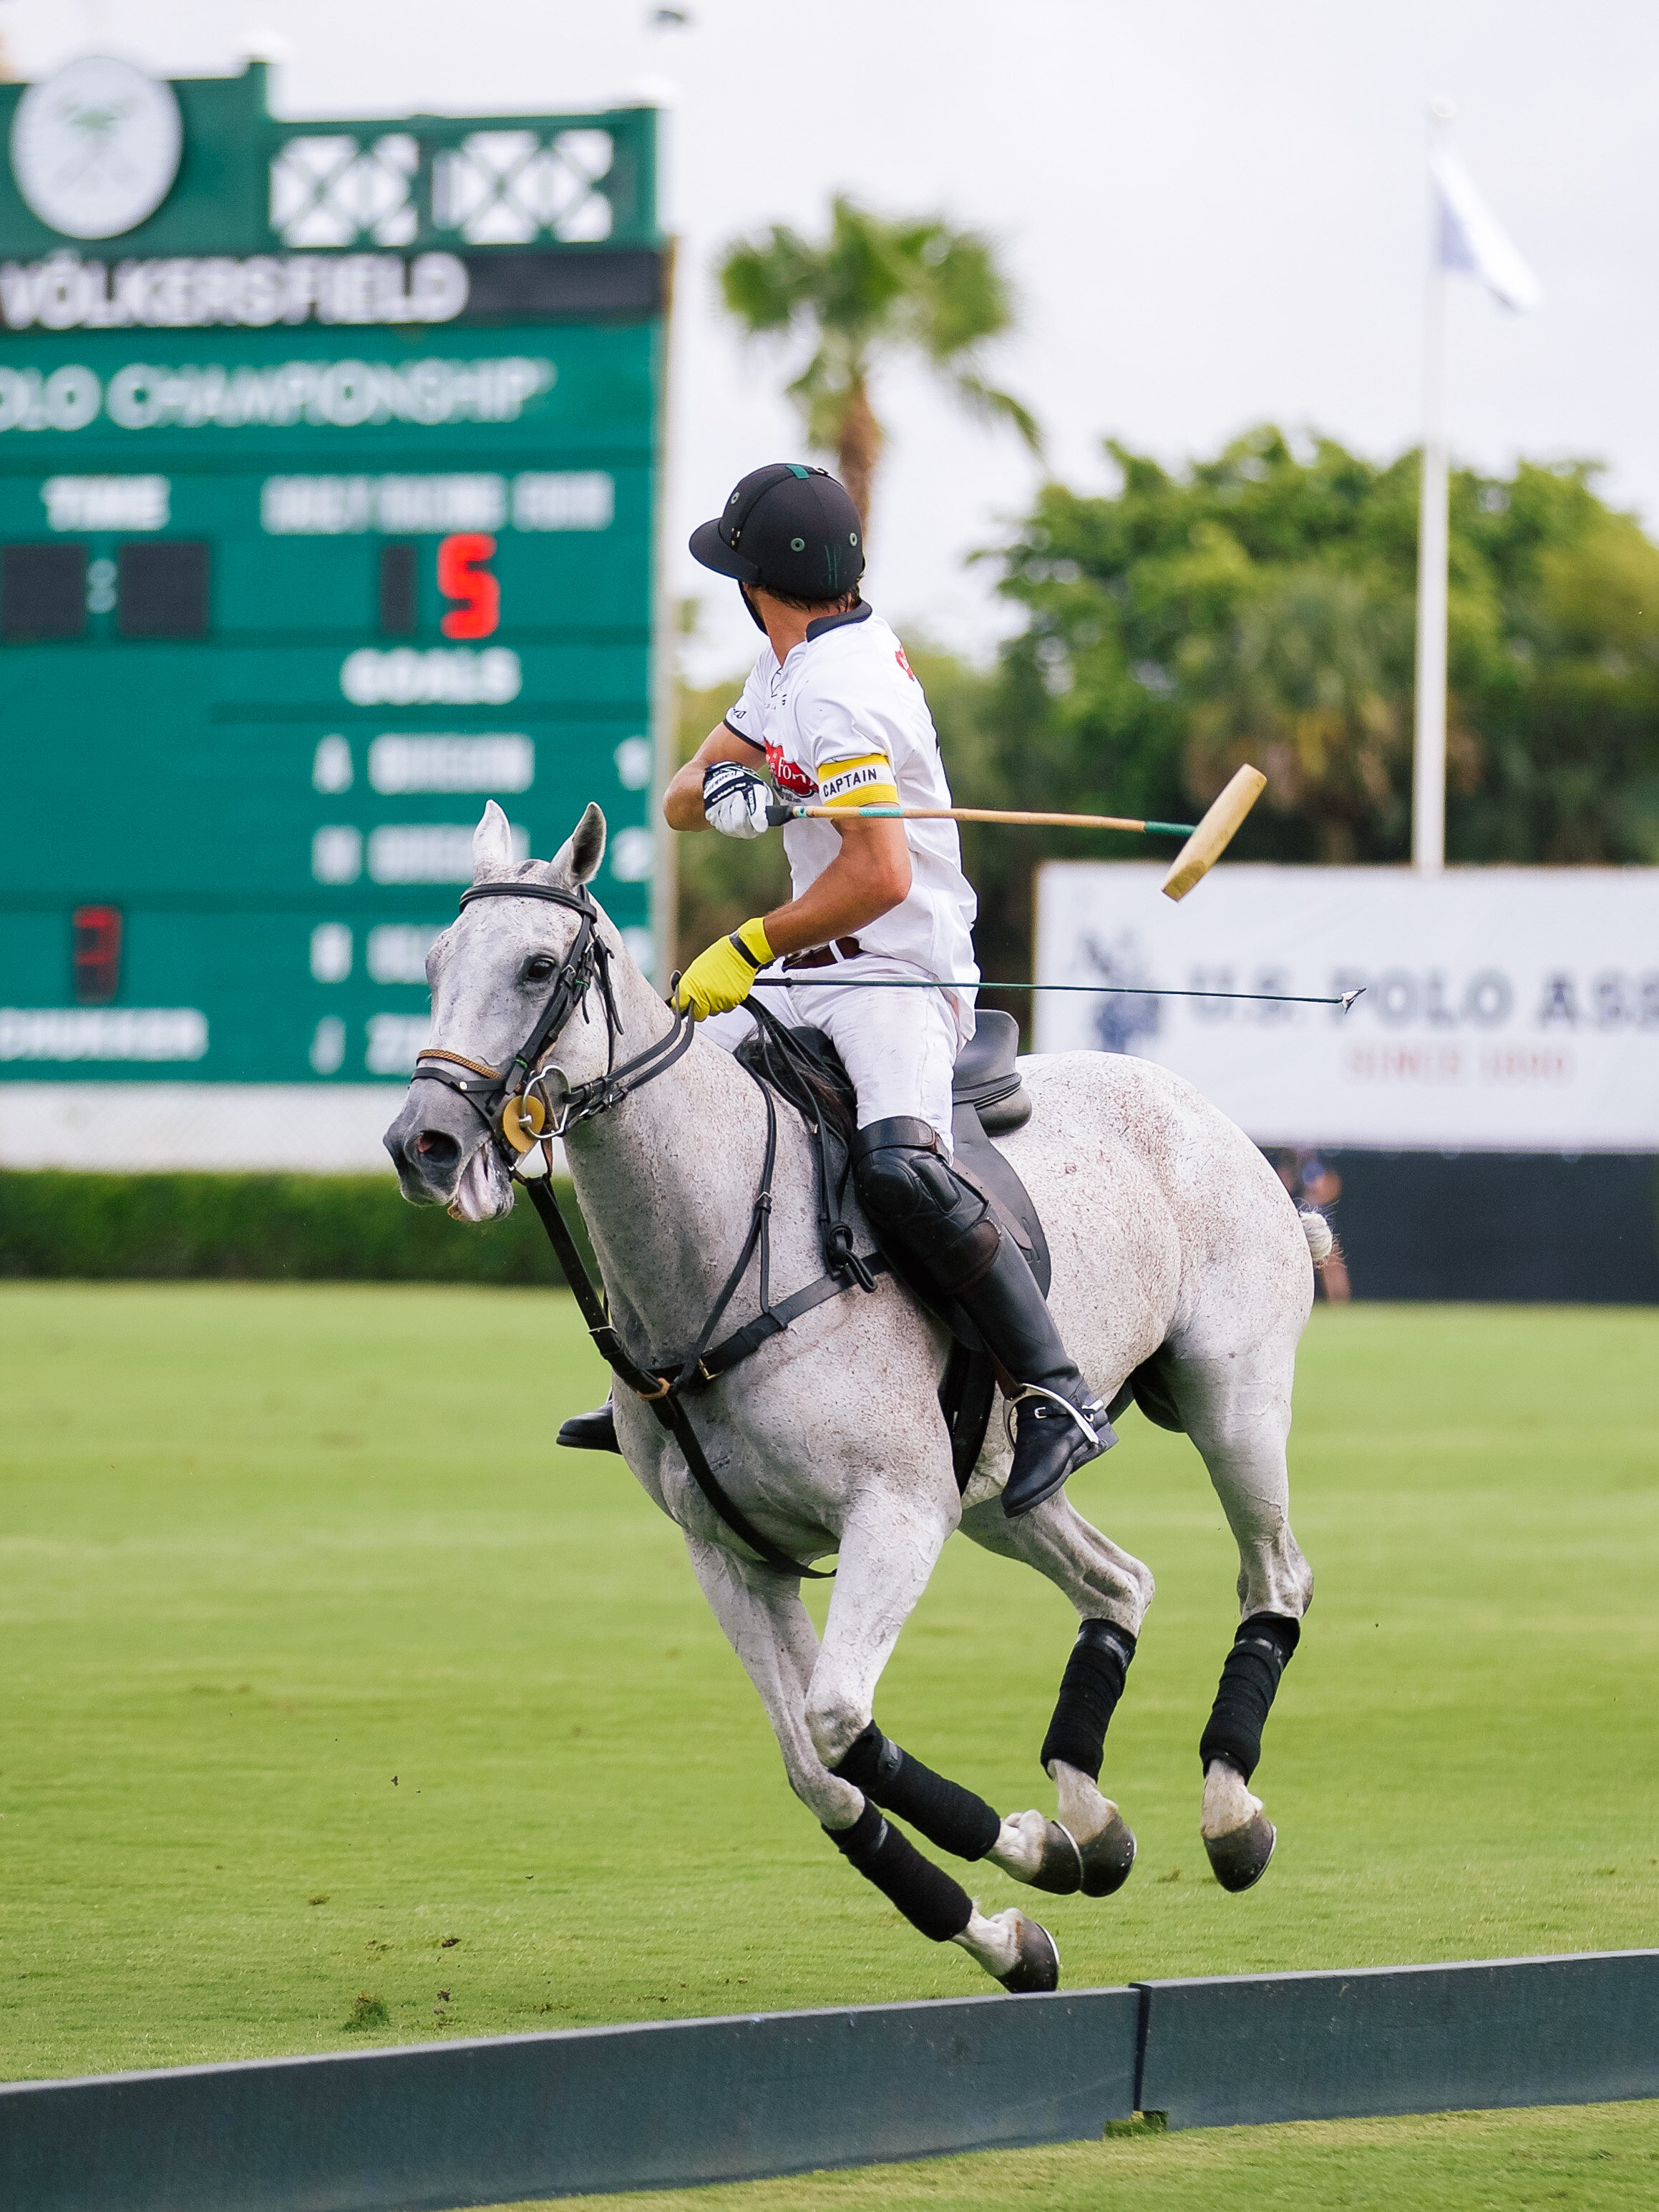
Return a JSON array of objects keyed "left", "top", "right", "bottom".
[
  {"left": 717, "top": 195, "right": 1039, "bottom": 527},
  {"left": 1179, "top": 569, "right": 1416, "bottom": 863}
]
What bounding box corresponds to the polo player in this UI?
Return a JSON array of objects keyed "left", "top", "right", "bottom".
[{"left": 561, "top": 462, "right": 1112, "bottom": 1516}]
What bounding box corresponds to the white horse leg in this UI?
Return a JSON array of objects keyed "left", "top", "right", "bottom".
[
  {"left": 804, "top": 1491, "right": 1061, "bottom": 1992},
  {"left": 960, "top": 1490, "right": 1152, "bottom": 1895},
  {"left": 1174, "top": 1350, "right": 1313, "bottom": 1891},
  {"left": 680, "top": 1530, "right": 860, "bottom": 1829}
]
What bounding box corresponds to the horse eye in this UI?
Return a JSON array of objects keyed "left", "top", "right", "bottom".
[{"left": 522, "top": 955, "right": 556, "bottom": 985}]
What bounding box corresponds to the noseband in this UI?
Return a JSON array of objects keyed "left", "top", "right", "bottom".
[{"left": 409, "top": 878, "right": 695, "bottom": 1155}]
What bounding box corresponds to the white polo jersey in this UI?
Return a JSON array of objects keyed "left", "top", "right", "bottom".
[{"left": 724, "top": 603, "right": 979, "bottom": 1008}]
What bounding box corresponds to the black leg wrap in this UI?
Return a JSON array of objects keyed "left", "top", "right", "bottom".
[
  {"left": 832, "top": 1722, "right": 1001, "bottom": 1862},
  {"left": 824, "top": 1797, "right": 974, "bottom": 1942},
  {"left": 1040, "top": 1619, "right": 1137, "bottom": 1780},
  {"left": 1198, "top": 1612, "right": 1301, "bottom": 1783}
]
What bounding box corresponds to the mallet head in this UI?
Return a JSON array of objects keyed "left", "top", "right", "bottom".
[{"left": 1161, "top": 765, "right": 1268, "bottom": 901}]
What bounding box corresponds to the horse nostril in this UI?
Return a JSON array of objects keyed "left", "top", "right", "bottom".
[{"left": 413, "top": 1129, "right": 461, "bottom": 1169}]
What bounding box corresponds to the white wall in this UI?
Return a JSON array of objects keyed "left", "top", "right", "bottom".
[{"left": 0, "top": 1083, "right": 406, "bottom": 1171}]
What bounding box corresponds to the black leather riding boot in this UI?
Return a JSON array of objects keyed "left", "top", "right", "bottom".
[
  {"left": 557, "top": 1397, "right": 621, "bottom": 1454},
  {"left": 957, "top": 1233, "right": 1116, "bottom": 1515},
  {"left": 850, "top": 1117, "right": 1113, "bottom": 1519}
]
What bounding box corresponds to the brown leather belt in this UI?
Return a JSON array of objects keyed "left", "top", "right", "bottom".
[{"left": 782, "top": 936, "right": 862, "bottom": 973}]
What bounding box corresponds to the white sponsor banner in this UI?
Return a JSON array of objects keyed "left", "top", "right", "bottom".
[{"left": 1033, "top": 864, "right": 1659, "bottom": 1151}]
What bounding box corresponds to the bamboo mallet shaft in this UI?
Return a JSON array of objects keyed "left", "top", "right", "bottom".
[
  {"left": 774, "top": 804, "right": 1198, "bottom": 834},
  {"left": 1160, "top": 764, "right": 1268, "bottom": 901}
]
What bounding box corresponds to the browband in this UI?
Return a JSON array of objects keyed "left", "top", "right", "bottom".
[{"left": 459, "top": 880, "right": 593, "bottom": 912}]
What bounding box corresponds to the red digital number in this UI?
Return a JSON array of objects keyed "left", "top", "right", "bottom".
[
  {"left": 437, "top": 533, "right": 500, "bottom": 640},
  {"left": 72, "top": 905, "right": 122, "bottom": 1005}
]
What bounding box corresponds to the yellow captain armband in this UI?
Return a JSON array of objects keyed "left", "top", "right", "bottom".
[
  {"left": 819, "top": 754, "right": 899, "bottom": 810},
  {"left": 675, "top": 915, "right": 773, "bottom": 1020}
]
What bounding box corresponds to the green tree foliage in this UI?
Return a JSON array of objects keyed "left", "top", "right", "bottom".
[
  {"left": 996, "top": 424, "right": 1659, "bottom": 862},
  {"left": 717, "top": 195, "right": 1038, "bottom": 525},
  {"left": 974, "top": 426, "right": 1659, "bottom": 982}
]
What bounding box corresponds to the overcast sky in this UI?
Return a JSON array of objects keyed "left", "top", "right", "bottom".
[{"left": 5, "top": 1, "right": 1655, "bottom": 683}]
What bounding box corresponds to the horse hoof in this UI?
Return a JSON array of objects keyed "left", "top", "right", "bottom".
[
  {"left": 1205, "top": 1812, "right": 1276, "bottom": 1892},
  {"left": 1028, "top": 1821, "right": 1085, "bottom": 1895},
  {"left": 996, "top": 1911, "right": 1061, "bottom": 1994},
  {"left": 1079, "top": 1810, "right": 1137, "bottom": 1897}
]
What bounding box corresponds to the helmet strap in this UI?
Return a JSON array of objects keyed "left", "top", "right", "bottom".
[{"left": 739, "top": 580, "right": 769, "bottom": 635}]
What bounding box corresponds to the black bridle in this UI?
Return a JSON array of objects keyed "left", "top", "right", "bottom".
[
  {"left": 404, "top": 873, "right": 881, "bottom": 1580},
  {"left": 409, "top": 877, "right": 695, "bottom": 1152}
]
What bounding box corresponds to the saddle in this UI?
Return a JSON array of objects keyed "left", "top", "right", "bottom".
[
  {"left": 737, "top": 1006, "right": 1182, "bottom": 1481},
  {"left": 737, "top": 1010, "right": 1041, "bottom": 1484}
]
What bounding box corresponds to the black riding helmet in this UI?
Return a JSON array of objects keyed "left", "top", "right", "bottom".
[{"left": 689, "top": 464, "right": 865, "bottom": 620}]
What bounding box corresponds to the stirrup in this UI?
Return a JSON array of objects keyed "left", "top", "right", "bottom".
[
  {"left": 1002, "top": 1383, "right": 1114, "bottom": 1519},
  {"left": 1003, "top": 1381, "right": 1104, "bottom": 1455}
]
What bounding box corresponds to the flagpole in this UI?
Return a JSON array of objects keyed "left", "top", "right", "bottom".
[{"left": 1412, "top": 98, "right": 1454, "bottom": 877}]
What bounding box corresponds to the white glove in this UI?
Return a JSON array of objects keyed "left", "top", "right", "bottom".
[{"left": 702, "top": 760, "right": 773, "bottom": 840}]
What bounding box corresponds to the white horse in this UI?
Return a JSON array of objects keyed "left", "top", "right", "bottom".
[{"left": 385, "top": 803, "right": 1320, "bottom": 1992}]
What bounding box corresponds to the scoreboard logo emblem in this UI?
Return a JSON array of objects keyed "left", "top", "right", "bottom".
[{"left": 11, "top": 55, "right": 183, "bottom": 241}]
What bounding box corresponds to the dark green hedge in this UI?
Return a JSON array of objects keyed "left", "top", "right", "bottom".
[{"left": 0, "top": 1171, "right": 596, "bottom": 1285}]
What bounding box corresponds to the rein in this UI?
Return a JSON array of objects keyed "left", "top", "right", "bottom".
[{"left": 414, "top": 875, "right": 885, "bottom": 1580}]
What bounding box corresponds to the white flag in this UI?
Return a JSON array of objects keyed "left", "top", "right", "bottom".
[{"left": 1431, "top": 147, "right": 1542, "bottom": 312}]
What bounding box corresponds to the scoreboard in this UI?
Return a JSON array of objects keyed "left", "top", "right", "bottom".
[{"left": 0, "top": 57, "right": 664, "bottom": 1109}]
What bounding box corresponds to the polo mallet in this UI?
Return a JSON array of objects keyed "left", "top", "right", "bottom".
[
  {"left": 764, "top": 762, "right": 1268, "bottom": 902},
  {"left": 1156, "top": 764, "right": 1268, "bottom": 902}
]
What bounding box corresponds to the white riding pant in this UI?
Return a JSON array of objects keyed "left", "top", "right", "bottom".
[{"left": 701, "top": 958, "right": 970, "bottom": 1152}]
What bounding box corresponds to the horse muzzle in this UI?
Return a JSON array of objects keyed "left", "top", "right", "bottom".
[{"left": 383, "top": 1088, "right": 514, "bottom": 1219}]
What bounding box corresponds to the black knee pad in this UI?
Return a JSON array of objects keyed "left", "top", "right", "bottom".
[
  {"left": 852, "top": 1121, "right": 961, "bottom": 1225},
  {"left": 832, "top": 1722, "right": 1001, "bottom": 1861},
  {"left": 851, "top": 1118, "right": 998, "bottom": 1290},
  {"left": 824, "top": 1797, "right": 973, "bottom": 1941},
  {"left": 1199, "top": 1612, "right": 1301, "bottom": 1783},
  {"left": 1041, "top": 1619, "right": 1137, "bottom": 1781}
]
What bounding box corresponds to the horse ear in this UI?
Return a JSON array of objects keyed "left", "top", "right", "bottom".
[
  {"left": 550, "top": 802, "right": 607, "bottom": 887},
  {"left": 472, "top": 800, "right": 515, "bottom": 880}
]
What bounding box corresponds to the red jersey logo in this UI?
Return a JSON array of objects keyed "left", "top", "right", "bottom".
[
  {"left": 895, "top": 648, "right": 918, "bottom": 681},
  {"left": 766, "top": 739, "right": 815, "bottom": 798}
]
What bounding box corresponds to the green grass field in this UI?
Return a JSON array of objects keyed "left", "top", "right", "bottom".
[
  {"left": 1, "top": 1285, "right": 1655, "bottom": 2203},
  {"left": 495, "top": 2102, "right": 1659, "bottom": 2212}
]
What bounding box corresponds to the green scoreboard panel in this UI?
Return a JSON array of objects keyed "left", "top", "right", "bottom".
[{"left": 0, "top": 59, "right": 663, "bottom": 1087}]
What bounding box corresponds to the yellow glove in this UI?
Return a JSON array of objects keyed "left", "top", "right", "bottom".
[{"left": 676, "top": 915, "right": 774, "bottom": 1020}]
